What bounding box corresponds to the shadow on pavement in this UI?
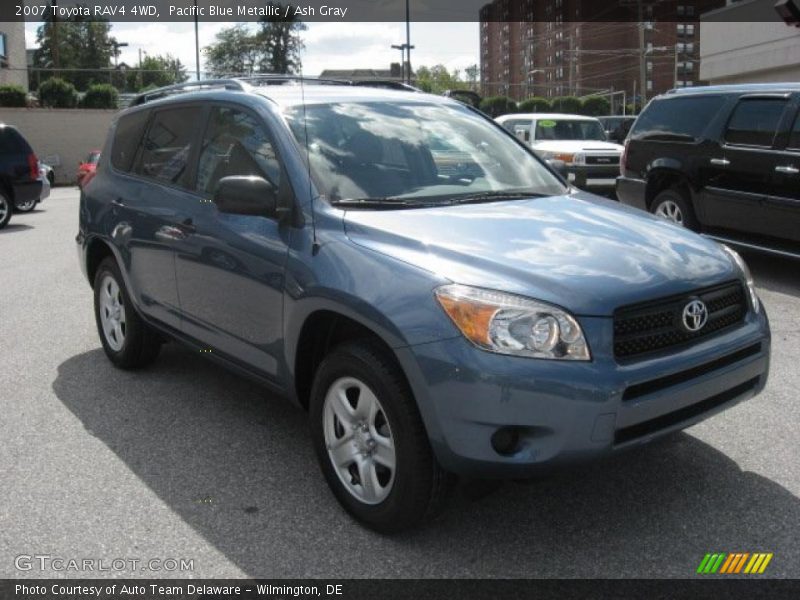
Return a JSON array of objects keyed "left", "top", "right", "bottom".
[
  {"left": 0, "top": 223, "right": 34, "bottom": 234},
  {"left": 53, "top": 346, "right": 799, "bottom": 578}
]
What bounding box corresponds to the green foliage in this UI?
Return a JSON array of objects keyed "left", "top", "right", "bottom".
[
  {"left": 33, "top": 20, "right": 117, "bottom": 91},
  {"left": 580, "top": 96, "right": 611, "bottom": 117},
  {"left": 550, "top": 96, "right": 583, "bottom": 114},
  {"left": 518, "top": 97, "right": 551, "bottom": 113},
  {"left": 81, "top": 83, "right": 119, "bottom": 109},
  {"left": 625, "top": 103, "right": 640, "bottom": 116},
  {"left": 479, "top": 96, "right": 517, "bottom": 118},
  {"left": 204, "top": 4, "right": 307, "bottom": 76},
  {"left": 127, "top": 54, "right": 188, "bottom": 92},
  {"left": 38, "top": 78, "right": 79, "bottom": 108},
  {"left": 0, "top": 85, "right": 27, "bottom": 107},
  {"left": 414, "top": 65, "right": 468, "bottom": 95}
]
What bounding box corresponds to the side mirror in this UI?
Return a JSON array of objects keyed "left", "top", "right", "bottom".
[{"left": 213, "top": 175, "right": 278, "bottom": 219}]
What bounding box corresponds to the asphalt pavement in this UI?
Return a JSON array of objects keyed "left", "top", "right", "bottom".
[{"left": 1, "top": 188, "right": 798, "bottom": 578}]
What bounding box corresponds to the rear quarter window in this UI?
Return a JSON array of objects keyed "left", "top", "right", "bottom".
[
  {"left": 111, "top": 110, "right": 150, "bottom": 172},
  {"left": 631, "top": 95, "right": 727, "bottom": 141},
  {"left": 0, "top": 127, "right": 31, "bottom": 154}
]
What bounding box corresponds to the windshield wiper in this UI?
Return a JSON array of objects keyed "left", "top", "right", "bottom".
[
  {"left": 330, "top": 197, "right": 434, "bottom": 209},
  {"left": 443, "top": 191, "right": 553, "bottom": 205}
]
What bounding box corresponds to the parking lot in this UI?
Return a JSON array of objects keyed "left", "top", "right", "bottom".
[{"left": 1, "top": 187, "right": 799, "bottom": 578}]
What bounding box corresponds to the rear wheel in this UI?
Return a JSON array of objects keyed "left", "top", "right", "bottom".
[
  {"left": 0, "top": 192, "right": 11, "bottom": 229},
  {"left": 93, "top": 257, "right": 161, "bottom": 368},
  {"left": 14, "top": 196, "right": 37, "bottom": 212},
  {"left": 651, "top": 188, "right": 699, "bottom": 231},
  {"left": 310, "top": 341, "right": 452, "bottom": 533}
]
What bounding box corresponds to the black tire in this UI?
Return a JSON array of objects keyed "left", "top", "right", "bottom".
[
  {"left": 0, "top": 191, "right": 11, "bottom": 230},
  {"left": 310, "top": 340, "right": 453, "bottom": 533},
  {"left": 93, "top": 257, "right": 161, "bottom": 369},
  {"left": 650, "top": 187, "right": 699, "bottom": 231}
]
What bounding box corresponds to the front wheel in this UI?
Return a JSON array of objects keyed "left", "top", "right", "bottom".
[
  {"left": 310, "top": 341, "right": 452, "bottom": 533},
  {"left": 93, "top": 257, "right": 161, "bottom": 368}
]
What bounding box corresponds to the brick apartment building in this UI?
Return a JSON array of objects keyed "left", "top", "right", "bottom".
[{"left": 479, "top": 0, "right": 725, "bottom": 107}]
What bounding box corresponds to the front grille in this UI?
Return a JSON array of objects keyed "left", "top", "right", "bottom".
[
  {"left": 614, "top": 281, "right": 747, "bottom": 360},
  {"left": 585, "top": 155, "right": 619, "bottom": 166}
]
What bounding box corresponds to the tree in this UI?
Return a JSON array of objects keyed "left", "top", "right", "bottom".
[
  {"left": 550, "top": 96, "right": 582, "bottom": 114},
  {"left": 518, "top": 97, "right": 551, "bottom": 113},
  {"left": 204, "top": 4, "right": 306, "bottom": 76},
  {"left": 33, "top": 16, "right": 118, "bottom": 91},
  {"left": 127, "top": 54, "right": 188, "bottom": 92},
  {"left": 414, "top": 65, "right": 467, "bottom": 95},
  {"left": 256, "top": 3, "right": 307, "bottom": 74},
  {"left": 479, "top": 96, "right": 517, "bottom": 117},
  {"left": 464, "top": 64, "right": 479, "bottom": 86},
  {"left": 580, "top": 96, "right": 611, "bottom": 116}
]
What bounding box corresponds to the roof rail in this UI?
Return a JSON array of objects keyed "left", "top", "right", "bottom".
[
  {"left": 131, "top": 79, "right": 248, "bottom": 106},
  {"left": 240, "top": 74, "right": 353, "bottom": 87}
]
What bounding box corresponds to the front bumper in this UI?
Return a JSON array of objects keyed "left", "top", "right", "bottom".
[
  {"left": 565, "top": 165, "right": 620, "bottom": 191},
  {"left": 397, "top": 308, "right": 770, "bottom": 477}
]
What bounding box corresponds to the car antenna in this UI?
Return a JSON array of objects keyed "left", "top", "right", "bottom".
[{"left": 298, "top": 72, "right": 320, "bottom": 255}]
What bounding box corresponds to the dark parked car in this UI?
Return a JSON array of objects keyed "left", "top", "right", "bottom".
[
  {"left": 79, "top": 79, "right": 770, "bottom": 532},
  {"left": 597, "top": 115, "right": 636, "bottom": 144},
  {"left": 617, "top": 83, "right": 800, "bottom": 256},
  {"left": 0, "top": 124, "right": 43, "bottom": 228}
]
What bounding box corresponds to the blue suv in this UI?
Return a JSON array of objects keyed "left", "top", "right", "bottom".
[{"left": 78, "top": 79, "right": 770, "bottom": 532}]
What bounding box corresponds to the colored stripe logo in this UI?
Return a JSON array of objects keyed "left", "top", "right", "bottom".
[{"left": 697, "top": 552, "right": 773, "bottom": 574}]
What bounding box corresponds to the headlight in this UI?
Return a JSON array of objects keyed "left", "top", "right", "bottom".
[
  {"left": 721, "top": 245, "right": 760, "bottom": 313},
  {"left": 435, "top": 284, "right": 591, "bottom": 360},
  {"left": 539, "top": 151, "right": 576, "bottom": 164}
]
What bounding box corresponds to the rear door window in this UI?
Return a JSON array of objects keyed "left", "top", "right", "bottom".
[
  {"left": 111, "top": 110, "right": 150, "bottom": 172},
  {"left": 784, "top": 109, "right": 800, "bottom": 150},
  {"left": 631, "top": 96, "right": 726, "bottom": 141},
  {"left": 724, "top": 98, "right": 788, "bottom": 148},
  {"left": 136, "top": 106, "right": 203, "bottom": 188}
]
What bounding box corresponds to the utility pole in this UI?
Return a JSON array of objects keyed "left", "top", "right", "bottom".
[
  {"left": 568, "top": 30, "right": 575, "bottom": 96},
  {"left": 50, "top": 0, "right": 59, "bottom": 69},
  {"left": 391, "top": 44, "right": 405, "bottom": 81},
  {"left": 638, "top": 1, "right": 647, "bottom": 107},
  {"left": 673, "top": 44, "right": 679, "bottom": 88},
  {"left": 405, "top": 0, "right": 411, "bottom": 83},
  {"left": 194, "top": 0, "right": 201, "bottom": 80}
]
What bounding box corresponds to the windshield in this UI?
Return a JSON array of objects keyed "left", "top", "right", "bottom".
[
  {"left": 535, "top": 119, "right": 607, "bottom": 141},
  {"left": 284, "top": 101, "right": 565, "bottom": 205}
]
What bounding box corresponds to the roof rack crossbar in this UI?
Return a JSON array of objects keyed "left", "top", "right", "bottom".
[{"left": 131, "top": 79, "right": 248, "bottom": 106}]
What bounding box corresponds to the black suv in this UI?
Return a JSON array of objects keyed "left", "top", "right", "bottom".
[
  {"left": 617, "top": 84, "right": 800, "bottom": 256},
  {"left": 0, "top": 124, "right": 42, "bottom": 230}
]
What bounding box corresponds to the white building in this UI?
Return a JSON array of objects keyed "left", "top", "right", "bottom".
[
  {"left": 0, "top": 21, "right": 29, "bottom": 90},
  {"left": 700, "top": 0, "right": 800, "bottom": 84}
]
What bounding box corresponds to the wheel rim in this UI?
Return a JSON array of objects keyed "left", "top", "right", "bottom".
[
  {"left": 99, "top": 274, "right": 127, "bottom": 352},
  {"left": 0, "top": 197, "right": 7, "bottom": 221},
  {"left": 323, "top": 377, "right": 396, "bottom": 505},
  {"left": 654, "top": 199, "right": 684, "bottom": 225},
  {"left": 17, "top": 198, "right": 36, "bottom": 211}
]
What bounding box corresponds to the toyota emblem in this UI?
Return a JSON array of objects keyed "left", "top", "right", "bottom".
[{"left": 682, "top": 299, "right": 708, "bottom": 332}]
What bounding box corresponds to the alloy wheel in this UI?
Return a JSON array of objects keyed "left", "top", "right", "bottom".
[
  {"left": 323, "top": 376, "right": 396, "bottom": 505},
  {"left": 0, "top": 197, "right": 7, "bottom": 222},
  {"left": 654, "top": 199, "right": 684, "bottom": 225},
  {"left": 99, "top": 274, "right": 127, "bottom": 351}
]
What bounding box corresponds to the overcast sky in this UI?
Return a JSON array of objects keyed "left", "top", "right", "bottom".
[{"left": 24, "top": 21, "right": 479, "bottom": 77}]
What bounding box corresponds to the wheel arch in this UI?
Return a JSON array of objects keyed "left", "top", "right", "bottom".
[{"left": 645, "top": 165, "right": 693, "bottom": 210}]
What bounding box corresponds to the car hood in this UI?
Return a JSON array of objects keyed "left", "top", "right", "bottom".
[
  {"left": 342, "top": 193, "right": 738, "bottom": 316},
  {"left": 531, "top": 140, "right": 623, "bottom": 153}
]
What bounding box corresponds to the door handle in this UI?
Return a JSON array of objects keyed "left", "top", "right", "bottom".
[
  {"left": 775, "top": 165, "right": 799, "bottom": 175},
  {"left": 111, "top": 198, "right": 124, "bottom": 207},
  {"left": 710, "top": 158, "right": 730, "bottom": 167}
]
